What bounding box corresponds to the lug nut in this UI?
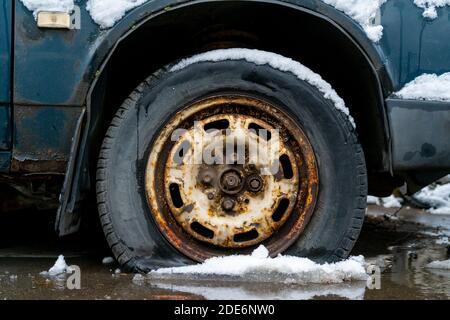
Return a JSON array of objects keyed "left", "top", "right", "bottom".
[
  {"left": 207, "top": 193, "right": 215, "bottom": 200},
  {"left": 221, "top": 198, "right": 236, "bottom": 211},
  {"left": 247, "top": 175, "right": 263, "bottom": 192},
  {"left": 250, "top": 179, "right": 261, "bottom": 189}
]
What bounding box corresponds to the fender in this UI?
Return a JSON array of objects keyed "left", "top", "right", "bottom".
[
  {"left": 14, "top": 0, "right": 393, "bottom": 106},
  {"left": 51, "top": 0, "right": 394, "bottom": 235}
]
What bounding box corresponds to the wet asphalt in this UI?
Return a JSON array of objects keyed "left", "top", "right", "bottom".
[{"left": 0, "top": 206, "right": 449, "bottom": 300}]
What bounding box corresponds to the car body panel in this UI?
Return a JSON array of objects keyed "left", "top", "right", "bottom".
[
  {"left": 380, "top": 0, "right": 450, "bottom": 91},
  {"left": 11, "top": 105, "right": 84, "bottom": 173},
  {"left": 1, "top": 0, "right": 449, "bottom": 233},
  {"left": 0, "top": 0, "right": 12, "bottom": 155},
  {"left": 386, "top": 98, "right": 450, "bottom": 170},
  {"left": 11, "top": 0, "right": 450, "bottom": 107},
  {"left": 8, "top": 0, "right": 450, "bottom": 171}
]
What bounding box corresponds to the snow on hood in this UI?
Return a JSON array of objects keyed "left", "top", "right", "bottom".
[
  {"left": 150, "top": 245, "right": 368, "bottom": 285},
  {"left": 396, "top": 73, "right": 450, "bottom": 102},
  {"left": 171, "top": 48, "right": 356, "bottom": 127},
  {"left": 322, "top": 0, "right": 386, "bottom": 42}
]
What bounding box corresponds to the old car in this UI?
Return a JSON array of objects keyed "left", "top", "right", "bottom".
[{"left": 1, "top": 0, "right": 449, "bottom": 271}]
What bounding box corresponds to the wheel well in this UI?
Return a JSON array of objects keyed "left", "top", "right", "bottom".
[{"left": 89, "top": 1, "right": 391, "bottom": 192}]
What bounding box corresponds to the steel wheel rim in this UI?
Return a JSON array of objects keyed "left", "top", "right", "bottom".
[{"left": 145, "top": 95, "right": 318, "bottom": 261}]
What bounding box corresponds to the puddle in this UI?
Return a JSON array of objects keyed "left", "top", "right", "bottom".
[{"left": 0, "top": 206, "right": 449, "bottom": 299}]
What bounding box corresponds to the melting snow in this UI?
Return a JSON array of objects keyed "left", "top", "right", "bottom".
[
  {"left": 436, "top": 236, "right": 450, "bottom": 245},
  {"left": 414, "top": 182, "right": 450, "bottom": 214},
  {"left": 102, "top": 256, "right": 115, "bottom": 264},
  {"left": 41, "top": 255, "right": 70, "bottom": 276},
  {"left": 171, "top": 48, "right": 355, "bottom": 127},
  {"left": 367, "top": 195, "right": 403, "bottom": 208},
  {"left": 86, "top": 0, "right": 148, "bottom": 28},
  {"left": 413, "top": 0, "right": 450, "bottom": 19},
  {"left": 426, "top": 259, "right": 450, "bottom": 269},
  {"left": 396, "top": 73, "right": 450, "bottom": 102},
  {"left": 151, "top": 245, "right": 368, "bottom": 285},
  {"left": 321, "top": 0, "right": 386, "bottom": 42}
]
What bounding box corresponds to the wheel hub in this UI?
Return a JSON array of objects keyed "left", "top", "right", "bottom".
[
  {"left": 218, "top": 168, "right": 244, "bottom": 195},
  {"left": 145, "top": 95, "right": 318, "bottom": 261}
]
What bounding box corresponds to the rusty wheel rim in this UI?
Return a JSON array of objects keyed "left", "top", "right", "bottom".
[{"left": 145, "top": 95, "right": 318, "bottom": 261}]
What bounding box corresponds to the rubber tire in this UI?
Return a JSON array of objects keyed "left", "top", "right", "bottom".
[{"left": 96, "top": 55, "right": 367, "bottom": 272}]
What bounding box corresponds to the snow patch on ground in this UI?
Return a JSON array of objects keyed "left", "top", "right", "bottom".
[
  {"left": 414, "top": 182, "right": 450, "bottom": 214},
  {"left": 151, "top": 245, "right": 368, "bottom": 285},
  {"left": 426, "top": 259, "right": 450, "bottom": 269},
  {"left": 86, "top": 0, "right": 148, "bottom": 28},
  {"left": 40, "top": 255, "right": 70, "bottom": 276},
  {"left": 102, "top": 256, "right": 114, "bottom": 264},
  {"left": 396, "top": 73, "right": 450, "bottom": 101},
  {"left": 367, "top": 195, "right": 403, "bottom": 208},
  {"left": 435, "top": 236, "right": 449, "bottom": 245},
  {"left": 20, "top": 0, "right": 74, "bottom": 17},
  {"left": 171, "top": 48, "right": 355, "bottom": 127},
  {"left": 321, "top": 0, "right": 386, "bottom": 42},
  {"left": 413, "top": 0, "right": 450, "bottom": 19}
]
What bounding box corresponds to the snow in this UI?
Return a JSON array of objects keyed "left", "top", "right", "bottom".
[
  {"left": 426, "top": 259, "right": 450, "bottom": 269},
  {"left": 381, "top": 195, "right": 403, "bottom": 208},
  {"left": 20, "top": 0, "right": 74, "bottom": 17},
  {"left": 396, "top": 73, "right": 450, "bottom": 101},
  {"left": 102, "top": 256, "right": 114, "bottom": 264},
  {"left": 321, "top": 0, "right": 386, "bottom": 42},
  {"left": 413, "top": 0, "right": 450, "bottom": 19},
  {"left": 436, "top": 236, "right": 449, "bottom": 245},
  {"left": 367, "top": 195, "right": 403, "bottom": 208},
  {"left": 171, "top": 48, "right": 355, "bottom": 127},
  {"left": 151, "top": 245, "right": 368, "bottom": 285},
  {"left": 86, "top": 0, "right": 148, "bottom": 28},
  {"left": 414, "top": 182, "right": 450, "bottom": 214},
  {"left": 367, "top": 195, "right": 381, "bottom": 205},
  {"left": 41, "top": 255, "right": 70, "bottom": 276}
]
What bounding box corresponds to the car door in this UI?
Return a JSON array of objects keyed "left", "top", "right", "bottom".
[{"left": 0, "top": 0, "right": 12, "bottom": 171}]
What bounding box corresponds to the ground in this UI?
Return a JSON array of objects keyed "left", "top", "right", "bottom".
[{"left": 0, "top": 205, "right": 449, "bottom": 300}]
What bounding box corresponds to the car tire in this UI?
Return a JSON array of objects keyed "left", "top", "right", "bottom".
[{"left": 96, "top": 49, "right": 367, "bottom": 272}]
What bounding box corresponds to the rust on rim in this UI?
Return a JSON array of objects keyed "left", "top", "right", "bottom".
[{"left": 145, "top": 95, "right": 318, "bottom": 262}]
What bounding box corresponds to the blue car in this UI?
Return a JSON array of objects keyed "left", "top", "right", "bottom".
[{"left": 1, "top": 0, "right": 449, "bottom": 271}]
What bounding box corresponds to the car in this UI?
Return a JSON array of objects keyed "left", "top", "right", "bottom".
[{"left": 1, "top": 0, "right": 449, "bottom": 271}]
